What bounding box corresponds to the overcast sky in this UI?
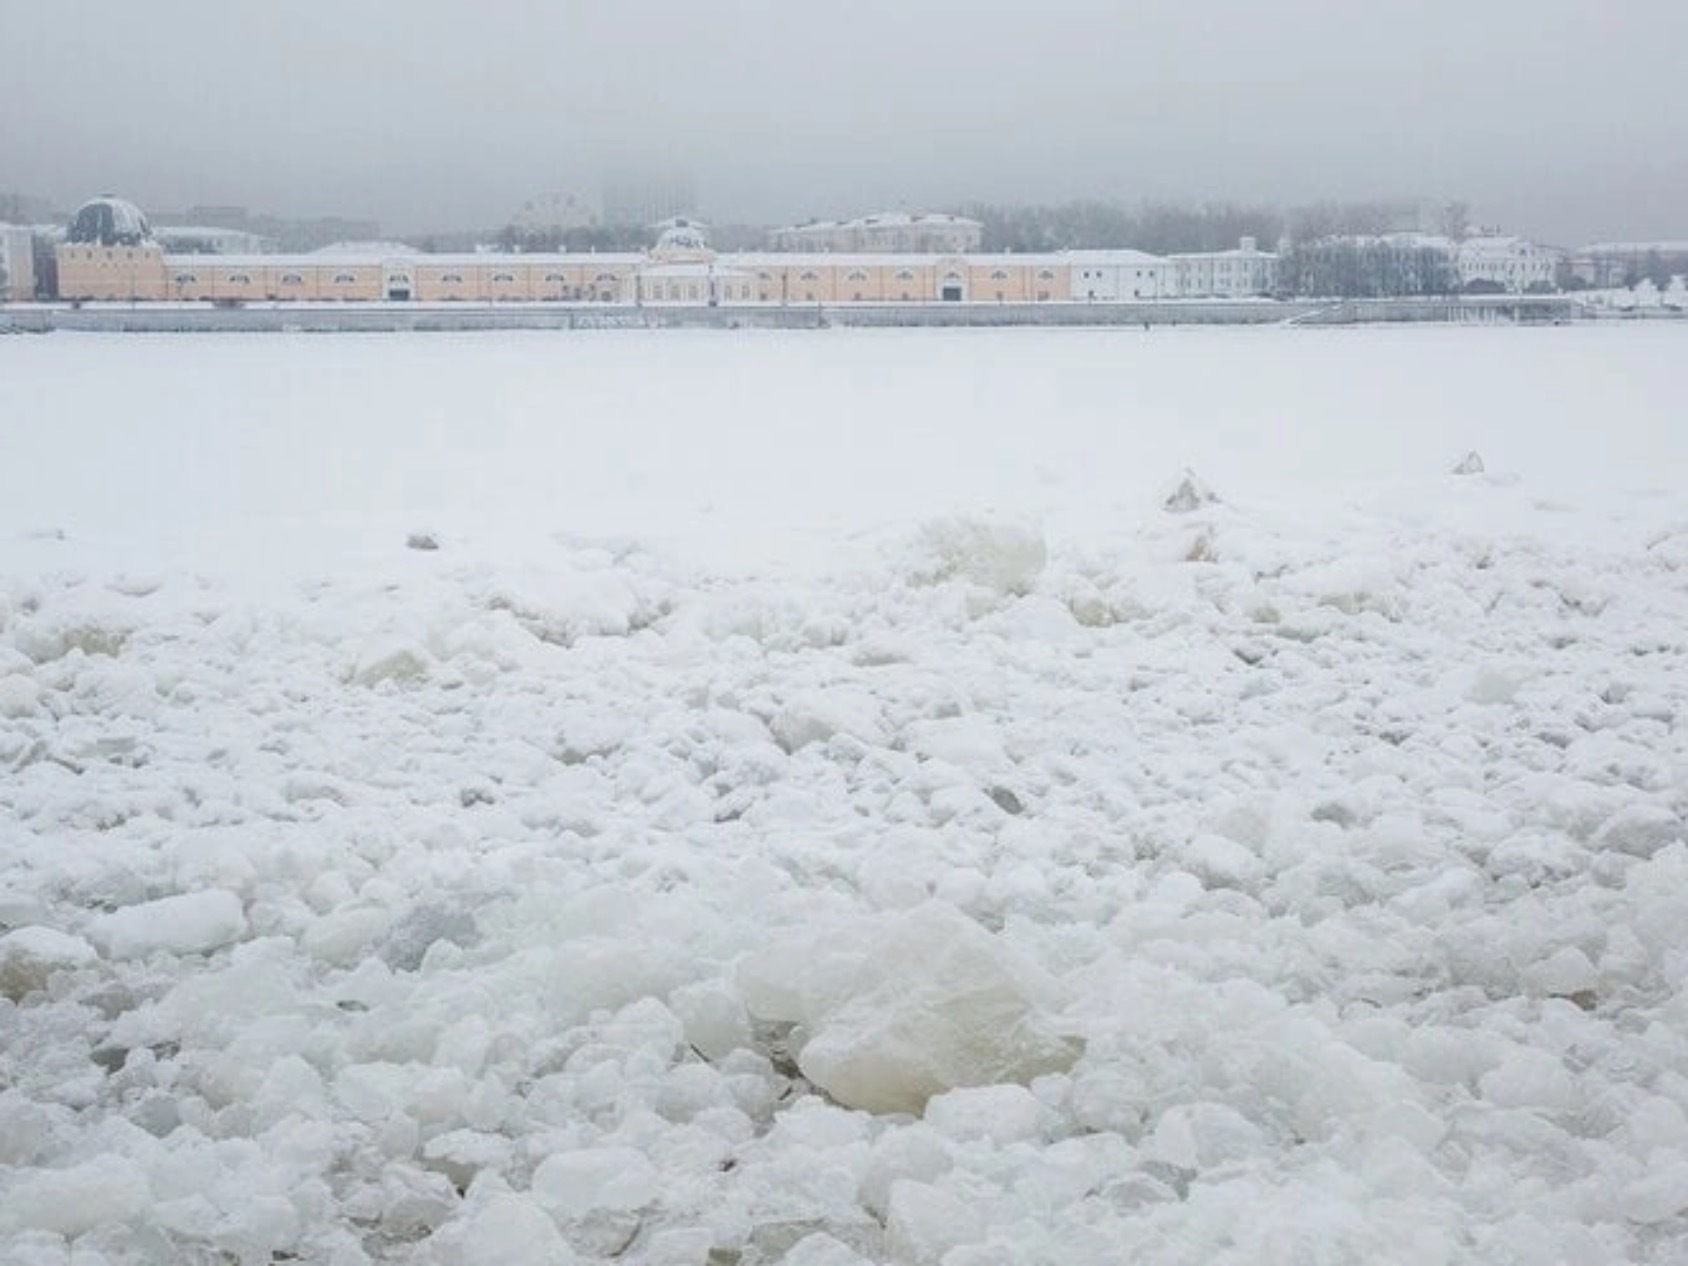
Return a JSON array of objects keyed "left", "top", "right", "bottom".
[{"left": 3, "top": 0, "right": 1684, "bottom": 243}]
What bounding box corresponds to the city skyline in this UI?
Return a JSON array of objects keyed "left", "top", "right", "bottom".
[{"left": 3, "top": 1, "right": 1685, "bottom": 247}]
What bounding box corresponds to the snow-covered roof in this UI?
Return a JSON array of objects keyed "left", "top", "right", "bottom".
[
  {"left": 1578, "top": 241, "right": 1688, "bottom": 255},
  {"left": 1058, "top": 249, "right": 1170, "bottom": 266},
  {"left": 152, "top": 246, "right": 1211, "bottom": 274},
  {"left": 775, "top": 212, "right": 983, "bottom": 234},
  {"left": 726, "top": 251, "right": 1097, "bottom": 270},
  {"left": 1307, "top": 233, "right": 1456, "bottom": 250},
  {"left": 654, "top": 221, "right": 711, "bottom": 255},
  {"left": 162, "top": 251, "right": 647, "bottom": 270},
  {"left": 311, "top": 241, "right": 422, "bottom": 259},
  {"left": 67, "top": 196, "right": 153, "bottom": 246},
  {"left": 1168, "top": 248, "right": 1277, "bottom": 261}
]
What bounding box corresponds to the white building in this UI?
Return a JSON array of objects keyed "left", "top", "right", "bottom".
[
  {"left": 0, "top": 224, "right": 36, "bottom": 300},
  {"left": 1570, "top": 242, "right": 1688, "bottom": 288},
  {"left": 1455, "top": 236, "right": 1558, "bottom": 293},
  {"left": 1168, "top": 237, "right": 1278, "bottom": 298},
  {"left": 154, "top": 225, "right": 275, "bottom": 255},
  {"left": 770, "top": 213, "right": 983, "bottom": 255},
  {"left": 1064, "top": 249, "right": 1173, "bottom": 301}
]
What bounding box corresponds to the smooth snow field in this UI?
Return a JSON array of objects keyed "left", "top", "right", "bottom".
[{"left": 1, "top": 325, "right": 1686, "bottom": 1264}]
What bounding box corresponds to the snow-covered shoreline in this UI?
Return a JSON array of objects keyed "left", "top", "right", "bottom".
[{"left": 2, "top": 327, "right": 1686, "bottom": 1263}]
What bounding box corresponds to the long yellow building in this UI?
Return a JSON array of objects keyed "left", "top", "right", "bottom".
[{"left": 55, "top": 197, "right": 1277, "bottom": 306}]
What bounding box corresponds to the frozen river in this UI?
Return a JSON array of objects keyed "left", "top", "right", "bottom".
[{"left": 1, "top": 324, "right": 1686, "bottom": 1264}]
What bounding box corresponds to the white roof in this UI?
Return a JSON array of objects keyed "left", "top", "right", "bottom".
[
  {"left": 775, "top": 212, "right": 983, "bottom": 234},
  {"left": 164, "top": 251, "right": 646, "bottom": 270},
  {"left": 312, "top": 241, "right": 422, "bottom": 259},
  {"left": 1579, "top": 241, "right": 1688, "bottom": 255},
  {"left": 154, "top": 247, "right": 1206, "bottom": 273},
  {"left": 1058, "top": 249, "right": 1168, "bottom": 266}
]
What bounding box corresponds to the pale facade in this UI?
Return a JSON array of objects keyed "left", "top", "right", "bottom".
[
  {"left": 1455, "top": 236, "right": 1558, "bottom": 292},
  {"left": 769, "top": 213, "right": 984, "bottom": 255},
  {"left": 52, "top": 196, "right": 1291, "bottom": 308},
  {"left": 1, "top": 225, "right": 37, "bottom": 301},
  {"left": 1168, "top": 238, "right": 1277, "bottom": 298},
  {"left": 1066, "top": 250, "right": 1173, "bottom": 301}
]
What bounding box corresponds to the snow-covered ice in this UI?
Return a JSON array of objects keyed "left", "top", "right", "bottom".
[{"left": 1, "top": 324, "right": 1687, "bottom": 1263}]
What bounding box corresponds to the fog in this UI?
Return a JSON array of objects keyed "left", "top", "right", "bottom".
[{"left": 4, "top": 0, "right": 1685, "bottom": 243}]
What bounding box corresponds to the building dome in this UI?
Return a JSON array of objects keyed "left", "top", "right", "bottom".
[
  {"left": 68, "top": 196, "right": 154, "bottom": 247},
  {"left": 653, "top": 218, "right": 711, "bottom": 259}
]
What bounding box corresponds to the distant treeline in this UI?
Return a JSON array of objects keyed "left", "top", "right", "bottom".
[{"left": 955, "top": 198, "right": 1473, "bottom": 255}]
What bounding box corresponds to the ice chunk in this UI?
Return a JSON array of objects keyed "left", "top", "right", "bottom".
[
  {"left": 86, "top": 890, "right": 247, "bottom": 958},
  {"left": 348, "top": 640, "right": 430, "bottom": 687},
  {"left": 530, "top": 1146, "right": 659, "bottom": 1217},
  {"left": 1452, "top": 450, "right": 1486, "bottom": 475},
  {"left": 771, "top": 687, "right": 886, "bottom": 753},
  {"left": 1181, "top": 833, "right": 1263, "bottom": 889},
  {"left": 1522, "top": 946, "right": 1599, "bottom": 999},
  {"left": 915, "top": 518, "right": 1047, "bottom": 596},
  {"left": 1478, "top": 1048, "right": 1578, "bottom": 1112},
  {"left": 745, "top": 901, "right": 1080, "bottom": 1115},
  {"left": 451, "top": 1194, "right": 575, "bottom": 1266},
  {"left": 671, "top": 979, "right": 752, "bottom": 1060},
  {"left": 1141, "top": 1102, "right": 1267, "bottom": 1169},
  {"left": 860, "top": 1126, "right": 954, "bottom": 1219},
  {"left": 0, "top": 1155, "right": 150, "bottom": 1237},
  {"left": 0, "top": 927, "right": 98, "bottom": 1001},
  {"left": 885, "top": 1180, "right": 981, "bottom": 1264},
  {"left": 301, "top": 906, "right": 391, "bottom": 966},
  {"left": 924, "top": 1084, "right": 1049, "bottom": 1145},
  {"left": 645, "top": 1226, "right": 715, "bottom": 1266},
  {"left": 1161, "top": 467, "right": 1220, "bottom": 513},
  {"left": 1593, "top": 804, "right": 1681, "bottom": 859},
  {"left": 0, "top": 673, "right": 41, "bottom": 718},
  {"left": 1622, "top": 1159, "right": 1688, "bottom": 1224},
  {"left": 784, "top": 1231, "right": 877, "bottom": 1266}
]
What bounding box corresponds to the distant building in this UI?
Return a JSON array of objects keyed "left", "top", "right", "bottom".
[
  {"left": 154, "top": 208, "right": 383, "bottom": 253},
  {"left": 53, "top": 191, "right": 1291, "bottom": 309},
  {"left": 1455, "top": 236, "right": 1559, "bottom": 292},
  {"left": 154, "top": 225, "right": 276, "bottom": 255},
  {"left": 68, "top": 195, "right": 154, "bottom": 247},
  {"left": 1065, "top": 249, "right": 1173, "bottom": 301},
  {"left": 0, "top": 224, "right": 38, "bottom": 300},
  {"left": 180, "top": 205, "right": 253, "bottom": 230},
  {"left": 1169, "top": 237, "right": 1278, "bottom": 298},
  {"left": 0, "top": 192, "right": 58, "bottom": 226},
  {"left": 769, "top": 212, "right": 983, "bottom": 254},
  {"left": 1569, "top": 241, "right": 1688, "bottom": 288},
  {"left": 510, "top": 190, "right": 599, "bottom": 234},
  {"left": 56, "top": 196, "right": 170, "bottom": 301}
]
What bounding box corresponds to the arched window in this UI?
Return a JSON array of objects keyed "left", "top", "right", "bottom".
[
  {"left": 441, "top": 273, "right": 465, "bottom": 283},
  {"left": 799, "top": 270, "right": 820, "bottom": 281},
  {"left": 173, "top": 273, "right": 198, "bottom": 284},
  {"left": 846, "top": 269, "right": 869, "bottom": 281},
  {"left": 280, "top": 273, "right": 304, "bottom": 285},
  {"left": 227, "top": 273, "right": 252, "bottom": 284},
  {"left": 492, "top": 272, "right": 516, "bottom": 283},
  {"left": 896, "top": 269, "right": 915, "bottom": 281},
  {"left": 333, "top": 273, "right": 356, "bottom": 284},
  {"left": 1037, "top": 269, "right": 1055, "bottom": 281},
  {"left": 990, "top": 269, "right": 1009, "bottom": 280}
]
